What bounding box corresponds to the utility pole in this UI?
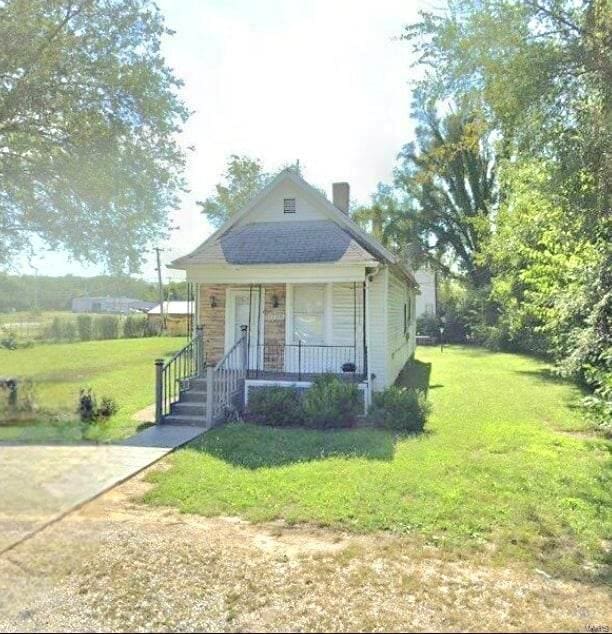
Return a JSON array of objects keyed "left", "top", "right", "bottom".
[{"left": 154, "top": 247, "right": 167, "bottom": 332}]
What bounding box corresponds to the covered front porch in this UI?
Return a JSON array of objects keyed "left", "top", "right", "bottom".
[{"left": 193, "top": 280, "right": 368, "bottom": 384}]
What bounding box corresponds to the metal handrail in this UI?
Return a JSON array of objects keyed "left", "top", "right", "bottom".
[{"left": 155, "top": 326, "right": 205, "bottom": 423}]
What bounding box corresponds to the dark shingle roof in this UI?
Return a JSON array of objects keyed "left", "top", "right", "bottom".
[
  {"left": 220, "top": 221, "right": 372, "bottom": 264},
  {"left": 180, "top": 220, "right": 376, "bottom": 266}
]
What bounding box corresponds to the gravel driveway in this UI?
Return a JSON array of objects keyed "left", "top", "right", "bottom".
[{"left": 0, "top": 464, "right": 610, "bottom": 632}]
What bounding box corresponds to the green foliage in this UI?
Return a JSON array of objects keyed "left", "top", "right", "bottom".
[
  {"left": 0, "top": 328, "right": 18, "bottom": 350},
  {"left": 198, "top": 156, "right": 305, "bottom": 228},
  {"left": 394, "top": 98, "right": 497, "bottom": 286},
  {"left": 123, "top": 315, "right": 147, "bottom": 338},
  {"left": 46, "top": 316, "right": 77, "bottom": 342},
  {"left": 78, "top": 388, "right": 119, "bottom": 424},
  {"left": 368, "top": 386, "right": 430, "bottom": 433},
  {"left": 0, "top": 0, "right": 189, "bottom": 273},
  {"left": 402, "top": 0, "right": 611, "bottom": 424},
  {"left": 198, "top": 155, "right": 272, "bottom": 228},
  {"left": 77, "top": 315, "right": 93, "bottom": 341},
  {"left": 352, "top": 183, "right": 415, "bottom": 253},
  {"left": 246, "top": 386, "right": 305, "bottom": 427},
  {"left": 302, "top": 375, "right": 361, "bottom": 429},
  {"left": 94, "top": 315, "right": 119, "bottom": 340}
]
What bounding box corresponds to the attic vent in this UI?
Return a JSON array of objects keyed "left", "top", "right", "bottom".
[{"left": 283, "top": 198, "right": 296, "bottom": 214}]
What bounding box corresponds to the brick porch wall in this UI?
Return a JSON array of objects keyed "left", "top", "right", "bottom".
[
  {"left": 198, "top": 284, "right": 286, "bottom": 366},
  {"left": 263, "top": 284, "right": 285, "bottom": 371}
]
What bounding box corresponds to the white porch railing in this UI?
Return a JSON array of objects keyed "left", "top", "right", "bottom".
[{"left": 206, "top": 325, "right": 248, "bottom": 425}]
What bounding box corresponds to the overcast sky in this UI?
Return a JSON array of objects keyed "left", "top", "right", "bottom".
[{"left": 19, "top": 0, "right": 429, "bottom": 281}]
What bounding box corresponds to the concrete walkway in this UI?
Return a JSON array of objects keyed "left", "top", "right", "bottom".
[{"left": 0, "top": 425, "right": 204, "bottom": 554}]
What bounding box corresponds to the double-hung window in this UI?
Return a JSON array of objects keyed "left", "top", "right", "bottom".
[{"left": 292, "top": 285, "right": 325, "bottom": 344}]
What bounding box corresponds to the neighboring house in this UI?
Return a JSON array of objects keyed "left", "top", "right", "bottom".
[
  {"left": 147, "top": 301, "right": 192, "bottom": 336},
  {"left": 159, "top": 169, "right": 419, "bottom": 425},
  {"left": 414, "top": 268, "right": 438, "bottom": 318},
  {"left": 71, "top": 296, "right": 155, "bottom": 314}
]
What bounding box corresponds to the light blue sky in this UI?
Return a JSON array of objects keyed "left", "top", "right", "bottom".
[{"left": 18, "top": 0, "right": 429, "bottom": 281}]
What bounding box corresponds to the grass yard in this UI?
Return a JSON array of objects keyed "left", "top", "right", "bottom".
[
  {"left": 146, "top": 346, "right": 611, "bottom": 579},
  {"left": 0, "top": 337, "right": 185, "bottom": 442}
]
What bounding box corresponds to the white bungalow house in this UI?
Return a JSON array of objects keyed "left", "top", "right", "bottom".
[{"left": 157, "top": 169, "right": 419, "bottom": 425}]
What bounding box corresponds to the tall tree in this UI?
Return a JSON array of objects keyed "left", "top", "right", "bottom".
[
  {"left": 394, "top": 97, "right": 497, "bottom": 286},
  {"left": 404, "top": 0, "right": 611, "bottom": 422},
  {"left": 198, "top": 156, "right": 305, "bottom": 228},
  {"left": 0, "top": 0, "right": 189, "bottom": 273},
  {"left": 198, "top": 155, "right": 271, "bottom": 229},
  {"left": 351, "top": 183, "right": 415, "bottom": 254}
]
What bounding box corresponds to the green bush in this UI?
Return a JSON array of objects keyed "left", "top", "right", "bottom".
[
  {"left": 78, "top": 388, "right": 119, "bottom": 423},
  {"left": 246, "top": 386, "right": 304, "bottom": 426},
  {"left": 368, "top": 386, "right": 430, "bottom": 433},
  {"left": 46, "top": 316, "right": 77, "bottom": 342},
  {"left": 62, "top": 320, "right": 77, "bottom": 341},
  {"left": 123, "top": 315, "right": 147, "bottom": 338},
  {"left": 0, "top": 328, "right": 18, "bottom": 350},
  {"left": 302, "top": 374, "right": 361, "bottom": 429},
  {"left": 94, "top": 315, "right": 120, "bottom": 340},
  {"left": 77, "top": 315, "right": 93, "bottom": 341}
]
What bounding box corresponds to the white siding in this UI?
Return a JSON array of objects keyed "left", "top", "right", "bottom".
[
  {"left": 331, "top": 282, "right": 365, "bottom": 373},
  {"left": 236, "top": 180, "right": 327, "bottom": 225},
  {"left": 386, "top": 270, "right": 415, "bottom": 385},
  {"left": 367, "top": 268, "right": 388, "bottom": 390}
]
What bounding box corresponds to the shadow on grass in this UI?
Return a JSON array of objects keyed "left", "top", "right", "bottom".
[
  {"left": 188, "top": 422, "right": 398, "bottom": 469},
  {"left": 396, "top": 358, "right": 433, "bottom": 394}
]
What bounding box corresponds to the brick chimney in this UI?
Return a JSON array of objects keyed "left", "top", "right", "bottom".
[{"left": 332, "top": 182, "right": 350, "bottom": 214}]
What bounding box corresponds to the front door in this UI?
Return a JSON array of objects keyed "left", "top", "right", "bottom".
[{"left": 226, "top": 288, "right": 263, "bottom": 369}]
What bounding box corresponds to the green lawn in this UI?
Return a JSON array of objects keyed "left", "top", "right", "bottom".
[
  {"left": 145, "top": 346, "right": 611, "bottom": 578},
  {"left": 0, "top": 337, "right": 185, "bottom": 442}
]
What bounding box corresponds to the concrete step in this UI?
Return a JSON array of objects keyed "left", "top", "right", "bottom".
[
  {"left": 171, "top": 401, "right": 207, "bottom": 416},
  {"left": 180, "top": 389, "right": 207, "bottom": 403},
  {"left": 187, "top": 377, "right": 207, "bottom": 390},
  {"left": 162, "top": 414, "right": 207, "bottom": 427}
]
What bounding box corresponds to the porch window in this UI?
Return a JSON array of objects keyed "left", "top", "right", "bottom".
[{"left": 292, "top": 284, "right": 325, "bottom": 344}]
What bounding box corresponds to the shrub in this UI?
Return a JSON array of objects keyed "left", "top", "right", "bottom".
[
  {"left": 94, "top": 315, "right": 119, "bottom": 340},
  {"left": 0, "top": 328, "right": 18, "bottom": 350},
  {"left": 62, "top": 320, "right": 77, "bottom": 341},
  {"left": 123, "top": 315, "right": 147, "bottom": 338},
  {"left": 78, "top": 388, "right": 119, "bottom": 423},
  {"left": 368, "top": 386, "right": 430, "bottom": 433},
  {"left": 77, "top": 315, "right": 93, "bottom": 341},
  {"left": 302, "top": 374, "right": 361, "bottom": 429},
  {"left": 98, "top": 396, "right": 119, "bottom": 418},
  {"left": 416, "top": 313, "right": 439, "bottom": 337},
  {"left": 246, "top": 386, "right": 304, "bottom": 426},
  {"left": 45, "top": 316, "right": 77, "bottom": 342}
]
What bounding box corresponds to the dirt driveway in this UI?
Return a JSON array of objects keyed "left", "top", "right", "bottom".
[{"left": 0, "top": 463, "right": 609, "bottom": 632}]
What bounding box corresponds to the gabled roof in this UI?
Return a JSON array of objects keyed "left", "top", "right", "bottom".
[{"left": 170, "top": 169, "right": 416, "bottom": 283}]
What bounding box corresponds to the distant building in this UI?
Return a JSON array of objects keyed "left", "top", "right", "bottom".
[
  {"left": 147, "top": 301, "right": 192, "bottom": 336},
  {"left": 71, "top": 296, "right": 155, "bottom": 314},
  {"left": 414, "top": 268, "right": 438, "bottom": 318}
]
